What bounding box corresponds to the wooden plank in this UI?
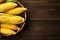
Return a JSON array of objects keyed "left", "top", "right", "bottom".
[{"left": 18, "top": 0, "right": 60, "bottom": 20}]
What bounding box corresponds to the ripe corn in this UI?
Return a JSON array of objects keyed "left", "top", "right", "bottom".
[
  {"left": 0, "top": 28, "right": 16, "bottom": 35},
  {"left": 1, "top": 24, "right": 20, "bottom": 30},
  {"left": 7, "top": 7, "right": 27, "bottom": 14},
  {"left": 0, "top": 3, "right": 17, "bottom": 12},
  {"left": 0, "top": 13, "right": 13, "bottom": 16},
  {"left": 0, "top": 15, "right": 24, "bottom": 24}
]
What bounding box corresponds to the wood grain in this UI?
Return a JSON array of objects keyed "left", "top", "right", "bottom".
[{"left": 19, "top": 0, "right": 60, "bottom": 20}]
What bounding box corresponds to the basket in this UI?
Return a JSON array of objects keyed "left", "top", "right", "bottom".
[{"left": 1, "top": 1, "right": 27, "bottom": 36}]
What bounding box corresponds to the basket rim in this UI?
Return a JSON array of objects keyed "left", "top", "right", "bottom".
[{"left": 16, "top": 1, "right": 27, "bottom": 34}]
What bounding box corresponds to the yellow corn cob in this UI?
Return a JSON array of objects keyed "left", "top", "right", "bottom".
[
  {"left": 0, "top": 15, "right": 24, "bottom": 24},
  {"left": 0, "top": 13, "right": 13, "bottom": 16},
  {"left": 1, "top": 24, "right": 20, "bottom": 30},
  {"left": 6, "top": 7, "right": 27, "bottom": 14},
  {"left": 0, "top": 3, "right": 17, "bottom": 12},
  {"left": 0, "top": 28, "right": 16, "bottom": 35},
  {"left": 0, "top": 0, "right": 3, "bottom": 3}
]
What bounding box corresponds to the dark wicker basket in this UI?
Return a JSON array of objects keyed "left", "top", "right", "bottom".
[
  {"left": 16, "top": 1, "right": 27, "bottom": 34},
  {"left": 2, "top": 1, "right": 27, "bottom": 36}
]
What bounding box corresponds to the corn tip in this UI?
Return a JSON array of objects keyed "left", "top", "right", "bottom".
[
  {"left": 24, "top": 8, "right": 27, "bottom": 10},
  {"left": 14, "top": 32, "right": 16, "bottom": 34},
  {"left": 22, "top": 18, "right": 25, "bottom": 23}
]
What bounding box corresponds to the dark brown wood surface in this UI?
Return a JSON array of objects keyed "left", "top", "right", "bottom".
[
  {"left": 1, "top": 0, "right": 60, "bottom": 40},
  {"left": 19, "top": 0, "right": 60, "bottom": 20}
]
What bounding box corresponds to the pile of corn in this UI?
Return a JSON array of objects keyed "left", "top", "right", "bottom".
[{"left": 0, "top": 0, "right": 27, "bottom": 36}]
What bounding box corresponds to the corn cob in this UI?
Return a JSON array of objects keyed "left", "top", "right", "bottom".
[
  {"left": 0, "top": 28, "right": 16, "bottom": 35},
  {"left": 0, "top": 15, "right": 24, "bottom": 24},
  {"left": 0, "top": 13, "right": 13, "bottom": 16},
  {"left": 0, "top": 24, "right": 20, "bottom": 30},
  {"left": 0, "top": 3, "right": 17, "bottom": 12},
  {"left": 6, "top": 7, "right": 27, "bottom": 14}
]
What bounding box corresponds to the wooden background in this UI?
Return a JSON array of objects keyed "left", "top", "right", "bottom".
[
  {"left": 1, "top": 0, "right": 60, "bottom": 40},
  {"left": 20, "top": 0, "right": 60, "bottom": 20}
]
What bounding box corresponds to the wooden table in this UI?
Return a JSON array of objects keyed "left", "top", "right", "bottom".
[{"left": 1, "top": 0, "right": 60, "bottom": 40}]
